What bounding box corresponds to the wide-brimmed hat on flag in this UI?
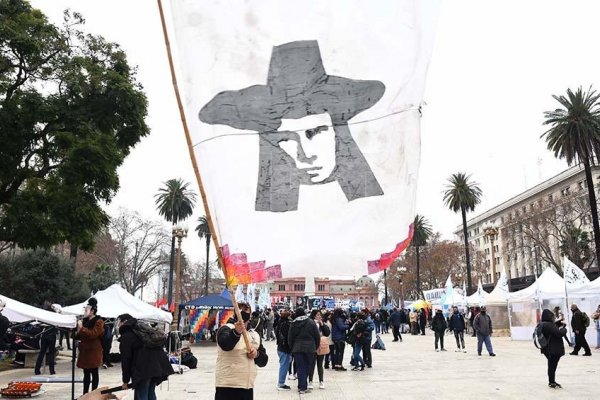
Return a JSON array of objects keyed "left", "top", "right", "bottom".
[{"left": 199, "top": 40, "right": 385, "bottom": 131}]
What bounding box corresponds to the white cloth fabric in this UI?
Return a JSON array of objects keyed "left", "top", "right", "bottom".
[
  {"left": 0, "top": 294, "right": 76, "bottom": 328},
  {"left": 61, "top": 284, "right": 172, "bottom": 323}
]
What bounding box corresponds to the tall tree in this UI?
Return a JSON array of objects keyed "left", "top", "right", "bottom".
[
  {"left": 195, "top": 216, "right": 212, "bottom": 295},
  {"left": 443, "top": 172, "right": 482, "bottom": 294},
  {"left": 542, "top": 86, "right": 600, "bottom": 266},
  {"left": 0, "top": 1, "right": 149, "bottom": 256},
  {"left": 413, "top": 214, "right": 432, "bottom": 294},
  {"left": 154, "top": 179, "right": 197, "bottom": 304}
]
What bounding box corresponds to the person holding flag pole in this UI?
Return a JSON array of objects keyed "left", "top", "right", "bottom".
[{"left": 155, "top": 1, "right": 271, "bottom": 398}]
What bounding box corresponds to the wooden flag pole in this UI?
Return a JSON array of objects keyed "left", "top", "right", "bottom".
[{"left": 156, "top": 0, "right": 251, "bottom": 351}]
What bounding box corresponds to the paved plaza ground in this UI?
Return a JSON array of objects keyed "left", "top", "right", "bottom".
[{"left": 0, "top": 333, "right": 598, "bottom": 399}]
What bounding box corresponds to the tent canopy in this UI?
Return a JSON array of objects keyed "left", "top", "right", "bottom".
[
  {"left": 509, "top": 268, "right": 565, "bottom": 302},
  {"left": 183, "top": 289, "right": 233, "bottom": 309},
  {"left": 0, "top": 294, "right": 77, "bottom": 328},
  {"left": 62, "top": 284, "right": 172, "bottom": 323}
]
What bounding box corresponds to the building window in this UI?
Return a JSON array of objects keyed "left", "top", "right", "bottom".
[
  {"left": 293, "top": 284, "right": 305, "bottom": 291},
  {"left": 278, "top": 284, "right": 285, "bottom": 291},
  {"left": 317, "top": 284, "right": 325, "bottom": 291}
]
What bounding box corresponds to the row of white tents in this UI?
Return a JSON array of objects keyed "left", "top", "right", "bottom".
[
  {"left": 0, "top": 284, "right": 172, "bottom": 329},
  {"left": 432, "top": 257, "right": 600, "bottom": 343}
]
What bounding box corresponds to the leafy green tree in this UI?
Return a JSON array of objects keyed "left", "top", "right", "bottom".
[
  {"left": 195, "top": 216, "right": 212, "bottom": 295},
  {"left": 87, "top": 263, "right": 117, "bottom": 294},
  {"left": 154, "top": 179, "right": 197, "bottom": 304},
  {"left": 0, "top": 249, "right": 89, "bottom": 306},
  {"left": 413, "top": 214, "right": 432, "bottom": 293},
  {"left": 443, "top": 172, "right": 482, "bottom": 294},
  {"left": 0, "top": 1, "right": 149, "bottom": 257},
  {"left": 543, "top": 87, "right": 600, "bottom": 266},
  {"left": 559, "top": 225, "right": 591, "bottom": 271}
]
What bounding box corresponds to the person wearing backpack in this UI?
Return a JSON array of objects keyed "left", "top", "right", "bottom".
[
  {"left": 538, "top": 309, "right": 567, "bottom": 389},
  {"left": 569, "top": 304, "right": 591, "bottom": 356},
  {"left": 117, "top": 314, "right": 174, "bottom": 399}
]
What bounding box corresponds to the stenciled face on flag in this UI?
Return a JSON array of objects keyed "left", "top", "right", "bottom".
[{"left": 169, "top": 0, "right": 439, "bottom": 282}]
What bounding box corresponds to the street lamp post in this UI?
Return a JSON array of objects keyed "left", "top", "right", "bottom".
[
  {"left": 172, "top": 225, "right": 188, "bottom": 330},
  {"left": 484, "top": 225, "right": 499, "bottom": 284},
  {"left": 383, "top": 269, "right": 388, "bottom": 307},
  {"left": 398, "top": 266, "right": 407, "bottom": 308}
]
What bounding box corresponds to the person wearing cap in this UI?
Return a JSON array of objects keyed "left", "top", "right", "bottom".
[
  {"left": 75, "top": 298, "right": 105, "bottom": 395},
  {"left": 199, "top": 40, "right": 386, "bottom": 213},
  {"left": 116, "top": 313, "right": 174, "bottom": 399},
  {"left": 215, "top": 302, "right": 268, "bottom": 400},
  {"left": 473, "top": 306, "right": 495, "bottom": 357},
  {"left": 0, "top": 299, "right": 9, "bottom": 352}
]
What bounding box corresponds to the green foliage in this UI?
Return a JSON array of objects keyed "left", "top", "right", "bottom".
[
  {"left": 559, "top": 225, "right": 591, "bottom": 269},
  {"left": 154, "top": 179, "right": 197, "bottom": 224},
  {"left": 412, "top": 214, "right": 432, "bottom": 248},
  {"left": 0, "top": 0, "right": 149, "bottom": 251},
  {"left": 542, "top": 86, "right": 600, "bottom": 165},
  {"left": 442, "top": 172, "right": 482, "bottom": 213},
  {"left": 0, "top": 249, "right": 89, "bottom": 306},
  {"left": 87, "top": 263, "right": 117, "bottom": 294}
]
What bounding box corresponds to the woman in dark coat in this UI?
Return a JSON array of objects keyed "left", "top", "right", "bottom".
[
  {"left": 540, "top": 309, "right": 567, "bottom": 389},
  {"left": 117, "top": 314, "right": 174, "bottom": 399},
  {"left": 75, "top": 298, "right": 105, "bottom": 395}
]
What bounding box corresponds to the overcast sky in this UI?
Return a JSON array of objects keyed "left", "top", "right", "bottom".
[{"left": 30, "top": 0, "right": 600, "bottom": 265}]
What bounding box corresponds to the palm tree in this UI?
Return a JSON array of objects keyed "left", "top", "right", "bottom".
[
  {"left": 195, "top": 216, "right": 212, "bottom": 295},
  {"left": 154, "top": 179, "right": 197, "bottom": 305},
  {"left": 443, "top": 172, "right": 482, "bottom": 294},
  {"left": 543, "top": 86, "right": 600, "bottom": 266},
  {"left": 413, "top": 214, "right": 432, "bottom": 294}
]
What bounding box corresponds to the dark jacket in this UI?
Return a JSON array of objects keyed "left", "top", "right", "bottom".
[
  {"left": 363, "top": 317, "right": 375, "bottom": 341},
  {"left": 571, "top": 308, "right": 587, "bottom": 334},
  {"left": 332, "top": 316, "right": 349, "bottom": 342},
  {"left": 540, "top": 309, "right": 566, "bottom": 357},
  {"left": 449, "top": 312, "right": 466, "bottom": 332},
  {"left": 275, "top": 318, "right": 292, "bottom": 353},
  {"left": 118, "top": 318, "right": 174, "bottom": 388},
  {"left": 431, "top": 313, "right": 447, "bottom": 332},
  {"left": 288, "top": 316, "right": 320, "bottom": 354},
  {"left": 75, "top": 316, "right": 104, "bottom": 369},
  {"left": 389, "top": 310, "right": 402, "bottom": 327},
  {"left": 0, "top": 313, "right": 9, "bottom": 349},
  {"left": 316, "top": 321, "right": 331, "bottom": 338},
  {"left": 473, "top": 312, "right": 493, "bottom": 336}
]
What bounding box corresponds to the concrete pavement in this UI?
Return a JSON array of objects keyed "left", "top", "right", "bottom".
[{"left": 0, "top": 332, "right": 597, "bottom": 399}]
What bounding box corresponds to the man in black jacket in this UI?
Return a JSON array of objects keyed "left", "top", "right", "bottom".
[
  {"left": 540, "top": 309, "right": 567, "bottom": 388},
  {"left": 569, "top": 304, "right": 591, "bottom": 356},
  {"left": 117, "top": 314, "right": 174, "bottom": 400},
  {"left": 287, "top": 308, "right": 320, "bottom": 394},
  {"left": 449, "top": 306, "right": 467, "bottom": 353},
  {"left": 389, "top": 308, "right": 402, "bottom": 342},
  {"left": 431, "top": 310, "right": 447, "bottom": 352}
]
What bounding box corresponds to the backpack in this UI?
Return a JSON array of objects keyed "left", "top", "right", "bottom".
[
  {"left": 316, "top": 336, "right": 330, "bottom": 355},
  {"left": 533, "top": 323, "right": 548, "bottom": 350},
  {"left": 132, "top": 322, "right": 167, "bottom": 349},
  {"left": 582, "top": 312, "right": 590, "bottom": 328}
]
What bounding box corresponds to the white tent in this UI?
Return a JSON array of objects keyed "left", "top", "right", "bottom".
[
  {"left": 466, "top": 278, "right": 487, "bottom": 306},
  {"left": 508, "top": 268, "right": 565, "bottom": 302},
  {"left": 62, "top": 284, "right": 172, "bottom": 324},
  {"left": 487, "top": 268, "right": 510, "bottom": 304},
  {"left": 0, "top": 294, "right": 77, "bottom": 328}
]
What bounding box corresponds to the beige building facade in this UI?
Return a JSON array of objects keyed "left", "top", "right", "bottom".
[{"left": 455, "top": 165, "right": 599, "bottom": 287}]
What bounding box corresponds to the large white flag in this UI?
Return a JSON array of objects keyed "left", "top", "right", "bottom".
[
  {"left": 169, "top": 1, "right": 439, "bottom": 282},
  {"left": 563, "top": 256, "right": 590, "bottom": 289}
]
